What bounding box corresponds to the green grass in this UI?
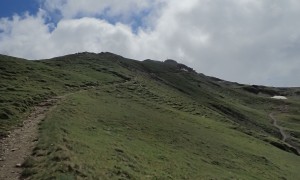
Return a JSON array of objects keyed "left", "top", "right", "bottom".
[
  {"left": 1, "top": 52, "right": 300, "bottom": 179},
  {"left": 277, "top": 113, "right": 300, "bottom": 148},
  {"left": 0, "top": 53, "right": 127, "bottom": 136},
  {"left": 26, "top": 86, "right": 300, "bottom": 179}
]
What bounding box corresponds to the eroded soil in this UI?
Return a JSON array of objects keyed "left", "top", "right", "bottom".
[{"left": 0, "top": 97, "right": 62, "bottom": 180}]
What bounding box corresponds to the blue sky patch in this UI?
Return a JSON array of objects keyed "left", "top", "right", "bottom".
[
  {"left": 0, "top": 0, "right": 40, "bottom": 18},
  {"left": 0, "top": 0, "right": 151, "bottom": 34}
]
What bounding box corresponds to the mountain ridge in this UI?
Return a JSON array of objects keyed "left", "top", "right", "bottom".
[{"left": 1, "top": 52, "right": 300, "bottom": 179}]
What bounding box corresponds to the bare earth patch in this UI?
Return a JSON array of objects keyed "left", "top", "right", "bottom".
[{"left": 0, "top": 97, "right": 62, "bottom": 180}]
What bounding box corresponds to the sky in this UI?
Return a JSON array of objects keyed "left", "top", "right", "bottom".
[{"left": 0, "top": 0, "right": 299, "bottom": 87}]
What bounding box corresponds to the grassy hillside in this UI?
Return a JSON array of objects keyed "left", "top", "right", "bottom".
[
  {"left": 0, "top": 53, "right": 127, "bottom": 136},
  {"left": 1, "top": 52, "right": 300, "bottom": 179}
]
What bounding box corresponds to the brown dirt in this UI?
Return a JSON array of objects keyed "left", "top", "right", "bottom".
[{"left": 0, "top": 97, "right": 63, "bottom": 180}]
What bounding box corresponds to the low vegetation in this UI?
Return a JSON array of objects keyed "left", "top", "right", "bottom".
[{"left": 1, "top": 52, "right": 300, "bottom": 179}]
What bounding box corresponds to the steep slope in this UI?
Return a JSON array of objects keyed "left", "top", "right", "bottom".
[{"left": 0, "top": 52, "right": 300, "bottom": 179}]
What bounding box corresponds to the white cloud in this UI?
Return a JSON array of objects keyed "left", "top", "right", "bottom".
[
  {"left": 0, "top": 10, "right": 52, "bottom": 58},
  {"left": 42, "top": 0, "right": 164, "bottom": 24},
  {"left": 50, "top": 17, "right": 138, "bottom": 56},
  {"left": 0, "top": 0, "right": 300, "bottom": 87}
]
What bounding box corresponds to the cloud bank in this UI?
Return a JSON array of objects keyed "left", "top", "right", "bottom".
[{"left": 0, "top": 0, "right": 300, "bottom": 87}]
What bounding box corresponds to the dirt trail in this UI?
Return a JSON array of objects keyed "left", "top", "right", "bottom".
[
  {"left": 269, "top": 112, "right": 288, "bottom": 142},
  {"left": 0, "top": 96, "right": 64, "bottom": 180},
  {"left": 0, "top": 82, "right": 127, "bottom": 179},
  {"left": 269, "top": 109, "right": 300, "bottom": 155}
]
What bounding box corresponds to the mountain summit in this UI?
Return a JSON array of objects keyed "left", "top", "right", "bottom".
[{"left": 0, "top": 52, "right": 300, "bottom": 179}]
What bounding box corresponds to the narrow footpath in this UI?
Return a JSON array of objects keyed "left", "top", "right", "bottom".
[
  {"left": 269, "top": 111, "right": 300, "bottom": 155},
  {"left": 269, "top": 112, "right": 288, "bottom": 142},
  {"left": 0, "top": 83, "right": 122, "bottom": 179},
  {"left": 0, "top": 97, "right": 63, "bottom": 180}
]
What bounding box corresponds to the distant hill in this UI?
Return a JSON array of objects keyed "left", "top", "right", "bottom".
[{"left": 1, "top": 52, "right": 300, "bottom": 179}]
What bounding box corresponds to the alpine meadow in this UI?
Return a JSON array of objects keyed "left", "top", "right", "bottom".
[{"left": 0, "top": 52, "right": 300, "bottom": 179}]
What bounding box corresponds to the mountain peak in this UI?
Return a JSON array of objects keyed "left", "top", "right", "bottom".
[{"left": 164, "top": 59, "right": 178, "bottom": 64}]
